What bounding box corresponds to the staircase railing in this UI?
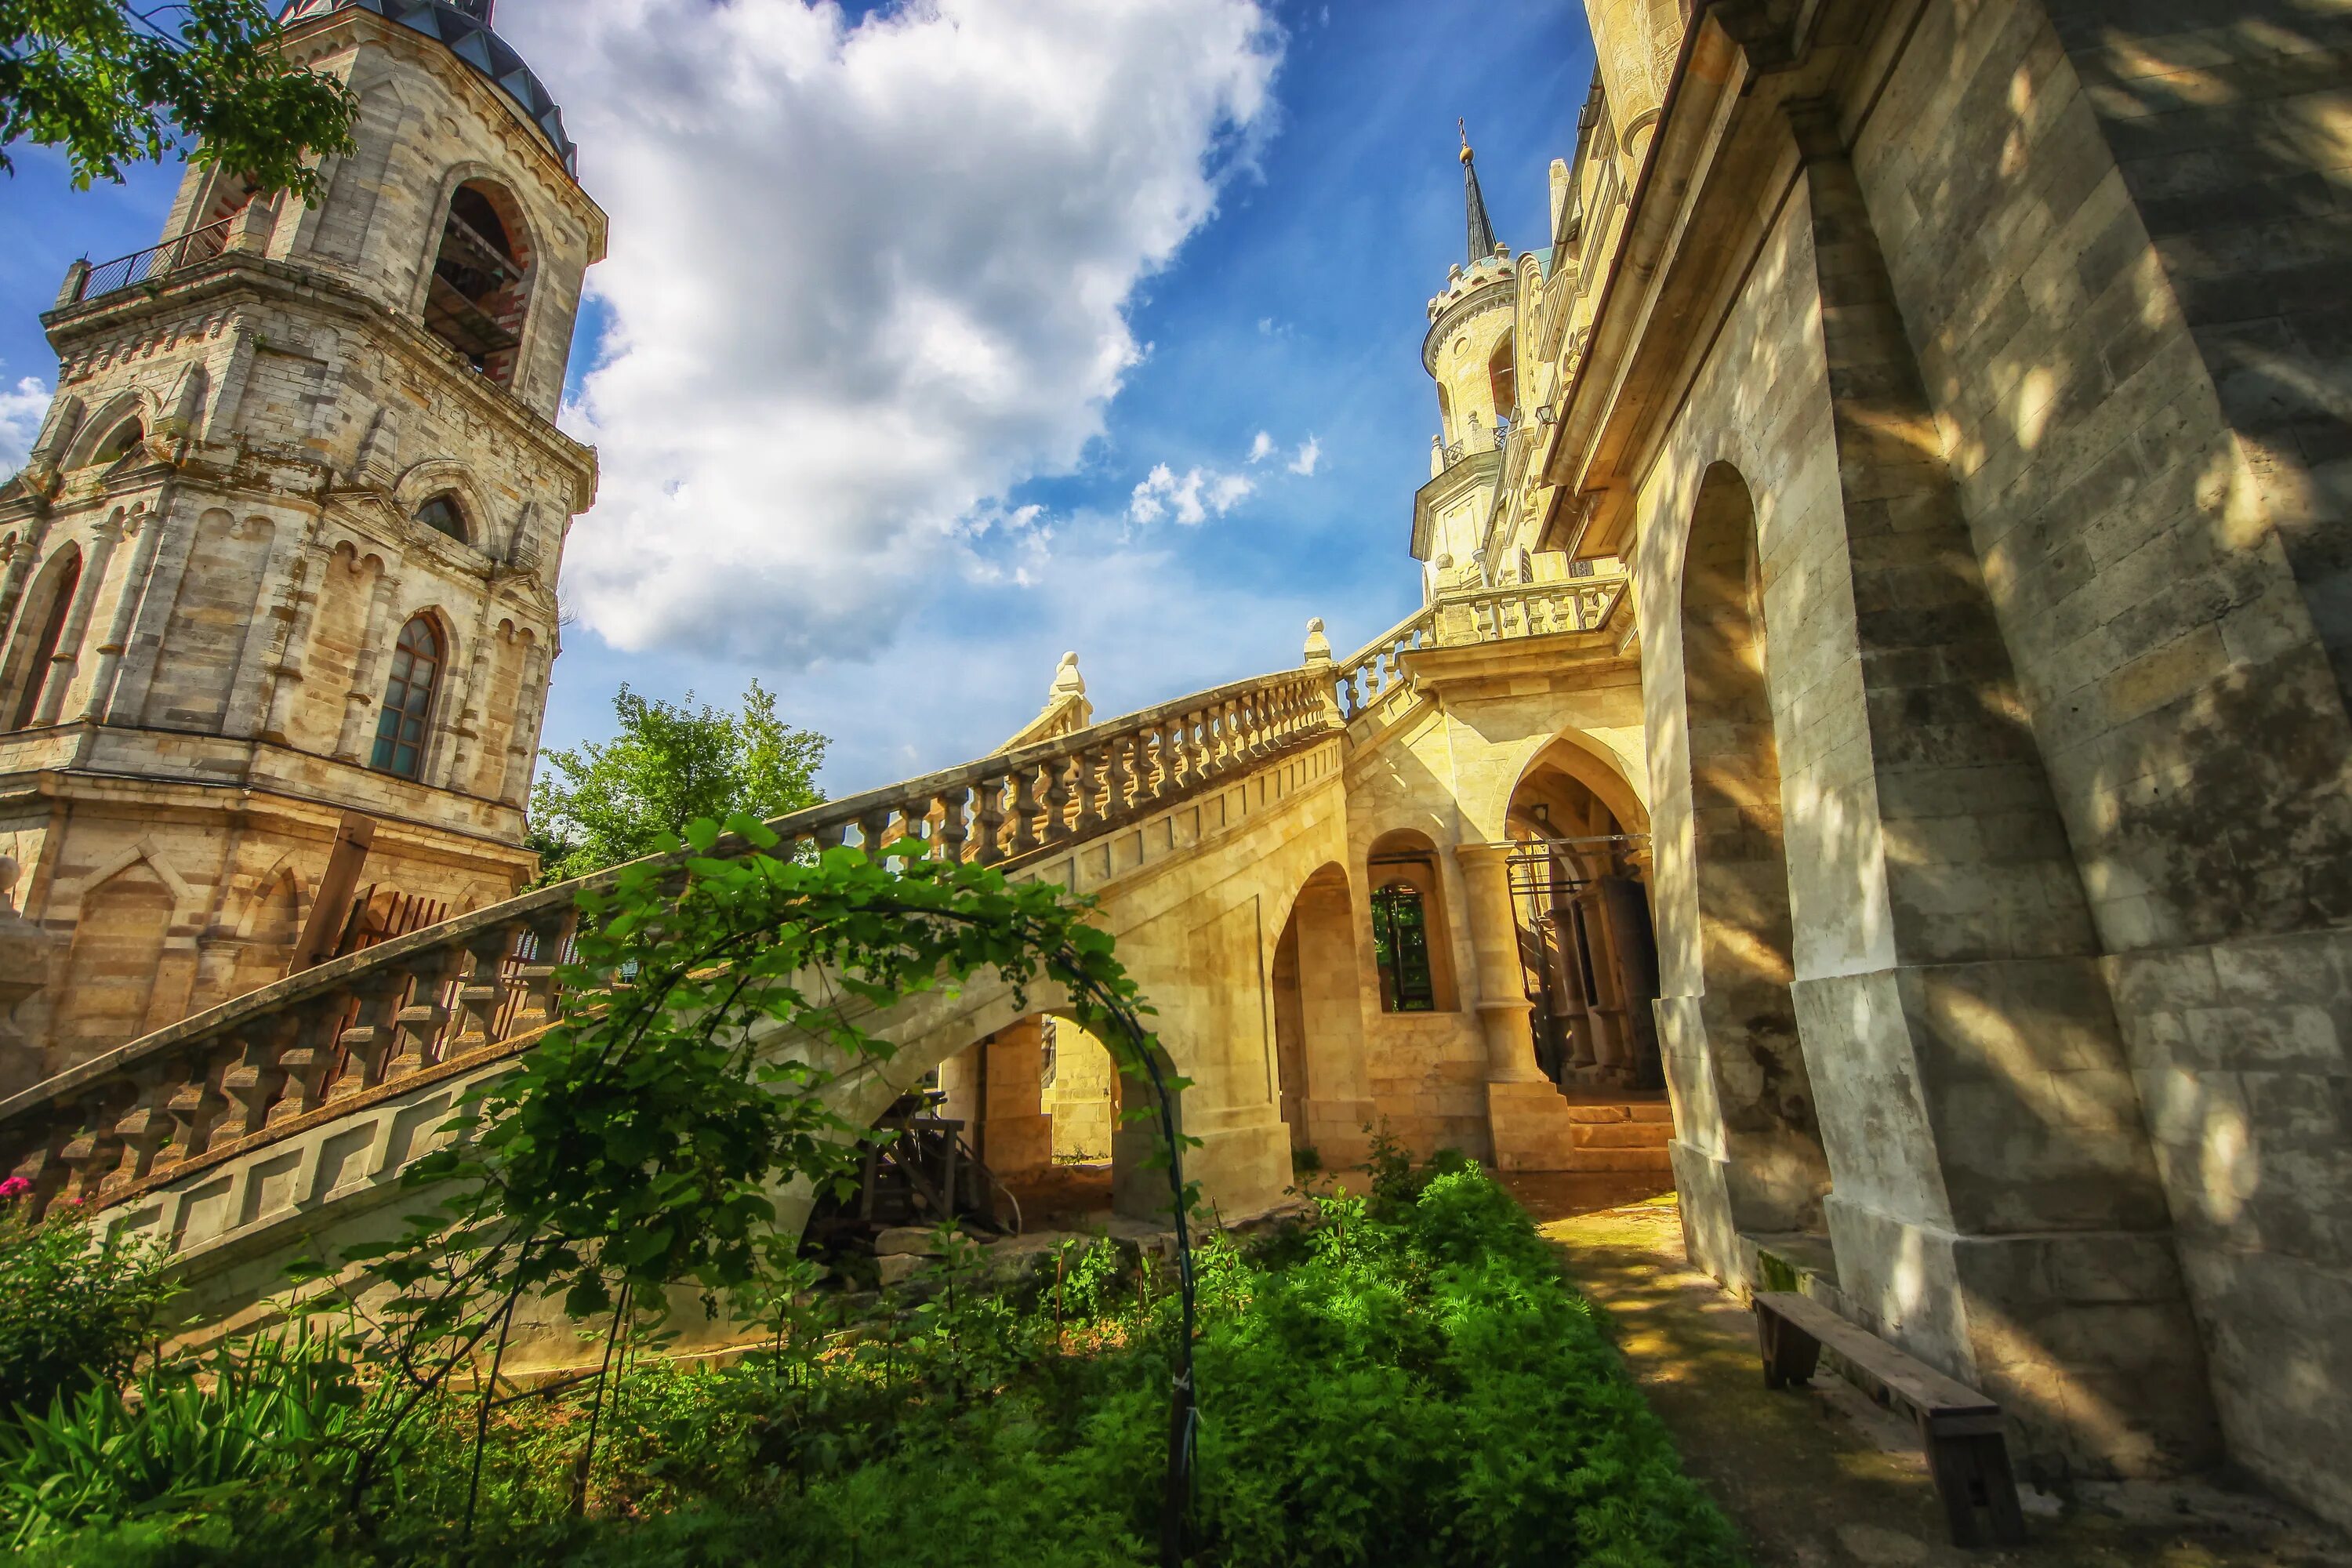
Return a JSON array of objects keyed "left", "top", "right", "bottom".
[
  {"left": 1330, "top": 569, "right": 1628, "bottom": 720},
  {"left": 0, "top": 666, "right": 1334, "bottom": 1221}
]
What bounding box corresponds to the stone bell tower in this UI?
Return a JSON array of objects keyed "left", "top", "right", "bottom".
[{"left": 0, "top": 0, "right": 604, "bottom": 1094}]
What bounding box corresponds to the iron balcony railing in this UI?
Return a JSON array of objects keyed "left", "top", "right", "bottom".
[{"left": 72, "top": 218, "right": 237, "bottom": 304}]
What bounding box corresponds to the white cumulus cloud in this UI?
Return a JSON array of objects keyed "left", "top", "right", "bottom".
[
  {"left": 500, "top": 0, "right": 1282, "bottom": 666},
  {"left": 1287, "top": 434, "right": 1320, "bottom": 476},
  {"left": 1128, "top": 462, "right": 1252, "bottom": 526},
  {"left": 0, "top": 373, "right": 51, "bottom": 481},
  {"left": 1247, "top": 429, "right": 1275, "bottom": 463}
]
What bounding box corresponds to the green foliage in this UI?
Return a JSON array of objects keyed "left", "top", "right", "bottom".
[
  {"left": 0, "top": 1200, "right": 179, "bottom": 1419},
  {"left": 1, "top": 0, "right": 358, "bottom": 196},
  {"left": 525, "top": 684, "right": 828, "bottom": 882},
  {"left": 0, "top": 1332, "right": 365, "bottom": 1549},
  {"left": 8, "top": 1160, "right": 1741, "bottom": 1566}
]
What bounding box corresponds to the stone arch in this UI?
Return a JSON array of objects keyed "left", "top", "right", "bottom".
[
  {"left": 227, "top": 861, "right": 307, "bottom": 1000},
  {"left": 1365, "top": 826, "right": 1461, "bottom": 1013},
  {"left": 1673, "top": 459, "right": 1831, "bottom": 1235},
  {"left": 393, "top": 459, "right": 494, "bottom": 547},
  {"left": 50, "top": 849, "right": 188, "bottom": 1070},
  {"left": 1269, "top": 861, "right": 1373, "bottom": 1165},
  {"left": 61, "top": 390, "right": 155, "bottom": 470},
  {"left": 416, "top": 168, "right": 539, "bottom": 387},
  {"left": 1, "top": 541, "right": 83, "bottom": 731}
]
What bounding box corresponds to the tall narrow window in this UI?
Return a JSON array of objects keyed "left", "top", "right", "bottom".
[
  {"left": 1488, "top": 332, "right": 1516, "bottom": 424},
  {"left": 371, "top": 616, "right": 443, "bottom": 779},
  {"left": 1370, "top": 883, "right": 1436, "bottom": 1013},
  {"left": 7, "top": 546, "right": 81, "bottom": 731}
]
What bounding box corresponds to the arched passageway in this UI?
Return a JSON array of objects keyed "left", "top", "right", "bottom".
[
  {"left": 1678, "top": 463, "right": 1831, "bottom": 1236},
  {"left": 1270, "top": 863, "right": 1374, "bottom": 1169},
  {"left": 1502, "top": 746, "right": 1661, "bottom": 1090}
]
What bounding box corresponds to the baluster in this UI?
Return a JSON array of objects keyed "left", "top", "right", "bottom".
[
  {"left": 503, "top": 908, "right": 578, "bottom": 1039},
  {"left": 13, "top": 1119, "right": 75, "bottom": 1218},
  {"left": 161, "top": 1042, "right": 237, "bottom": 1169},
  {"left": 1009, "top": 764, "right": 1043, "bottom": 856},
  {"left": 103, "top": 1069, "right": 176, "bottom": 1193},
  {"left": 1108, "top": 737, "right": 1139, "bottom": 822},
  {"left": 215, "top": 1019, "right": 297, "bottom": 1145},
  {"left": 812, "top": 821, "right": 849, "bottom": 852},
  {"left": 449, "top": 924, "right": 521, "bottom": 1054},
  {"left": 1149, "top": 727, "right": 1176, "bottom": 800},
  {"left": 1189, "top": 710, "right": 1212, "bottom": 782},
  {"left": 1066, "top": 747, "right": 1102, "bottom": 837},
  {"left": 973, "top": 773, "right": 1007, "bottom": 866},
  {"left": 1343, "top": 667, "right": 1363, "bottom": 719},
  {"left": 898, "top": 797, "right": 934, "bottom": 859},
  {"left": 57, "top": 1086, "right": 132, "bottom": 1207},
  {"left": 270, "top": 989, "right": 357, "bottom": 1125},
  {"left": 936, "top": 786, "right": 971, "bottom": 863},
  {"left": 858, "top": 806, "right": 891, "bottom": 859},
  {"left": 383, "top": 950, "right": 460, "bottom": 1083},
  {"left": 1041, "top": 755, "right": 1075, "bottom": 844}
]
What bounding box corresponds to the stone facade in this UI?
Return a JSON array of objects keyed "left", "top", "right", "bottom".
[
  {"left": 0, "top": 2, "right": 603, "bottom": 1096},
  {"left": 1476, "top": 0, "right": 2352, "bottom": 1527}
]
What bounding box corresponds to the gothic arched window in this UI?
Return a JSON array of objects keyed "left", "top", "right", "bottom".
[
  {"left": 1488, "top": 332, "right": 1516, "bottom": 425},
  {"left": 1369, "top": 882, "right": 1437, "bottom": 1013},
  {"left": 414, "top": 493, "right": 468, "bottom": 543},
  {"left": 370, "top": 615, "right": 444, "bottom": 779},
  {"left": 5, "top": 545, "right": 82, "bottom": 731}
]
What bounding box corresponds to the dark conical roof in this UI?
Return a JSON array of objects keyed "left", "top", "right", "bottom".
[
  {"left": 279, "top": 0, "right": 575, "bottom": 176},
  {"left": 1460, "top": 122, "right": 1496, "bottom": 263}
]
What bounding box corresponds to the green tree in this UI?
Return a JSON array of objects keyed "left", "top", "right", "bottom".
[
  {"left": 2, "top": 0, "right": 357, "bottom": 196},
  {"left": 527, "top": 682, "right": 828, "bottom": 882}
]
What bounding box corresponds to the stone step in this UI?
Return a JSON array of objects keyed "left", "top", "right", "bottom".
[
  {"left": 1562, "top": 1146, "right": 1673, "bottom": 1173},
  {"left": 1573, "top": 1120, "right": 1673, "bottom": 1149},
  {"left": 1627, "top": 1103, "right": 1674, "bottom": 1123}
]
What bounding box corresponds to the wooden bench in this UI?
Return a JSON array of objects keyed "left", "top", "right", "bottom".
[{"left": 1752, "top": 1290, "right": 2027, "bottom": 1548}]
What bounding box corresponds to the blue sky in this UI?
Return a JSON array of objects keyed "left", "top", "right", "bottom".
[{"left": 0, "top": 0, "right": 1593, "bottom": 794}]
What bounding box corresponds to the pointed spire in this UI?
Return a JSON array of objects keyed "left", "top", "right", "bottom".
[{"left": 1460, "top": 119, "right": 1497, "bottom": 263}]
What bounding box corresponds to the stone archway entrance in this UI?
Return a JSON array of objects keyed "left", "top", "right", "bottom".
[{"left": 1269, "top": 862, "right": 1374, "bottom": 1170}]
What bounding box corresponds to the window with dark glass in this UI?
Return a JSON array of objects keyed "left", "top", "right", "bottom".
[
  {"left": 370, "top": 616, "right": 442, "bottom": 779},
  {"left": 1370, "top": 882, "right": 1437, "bottom": 1013},
  {"left": 414, "top": 493, "right": 468, "bottom": 543}
]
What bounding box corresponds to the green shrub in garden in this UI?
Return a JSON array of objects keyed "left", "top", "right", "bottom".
[{"left": 0, "top": 1190, "right": 180, "bottom": 1418}]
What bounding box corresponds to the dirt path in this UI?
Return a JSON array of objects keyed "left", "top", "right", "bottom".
[{"left": 1520, "top": 1189, "right": 2349, "bottom": 1568}]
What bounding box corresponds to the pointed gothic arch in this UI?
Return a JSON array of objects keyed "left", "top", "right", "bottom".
[{"left": 2, "top": 543, "right": 82, "bottom": 731}]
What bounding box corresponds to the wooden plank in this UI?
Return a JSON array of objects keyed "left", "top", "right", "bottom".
[{"left": 1752, "top": 1292, "right": 1996, "bottom": 1418}]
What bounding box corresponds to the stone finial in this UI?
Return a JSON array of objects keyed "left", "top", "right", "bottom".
[
  {"left": 1303, "top": 617, "right": 1333, "bottom": 666},
  {"left": 1050, "top": 651, "right": 1086, "bottom": 699}
]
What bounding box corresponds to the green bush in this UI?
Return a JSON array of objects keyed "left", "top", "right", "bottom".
[
  {"left": 8, "top": 1161, "right": 1743, "bottom": 1567},
  {"left": 0, "top": 1200, "right": 180, "bottom": 1419}
]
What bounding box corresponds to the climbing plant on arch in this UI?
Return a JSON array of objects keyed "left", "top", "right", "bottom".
[{"left": 300, "top": 815, "right": 1203, "bottom": 1553}]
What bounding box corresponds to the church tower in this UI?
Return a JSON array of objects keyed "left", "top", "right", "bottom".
[
  {"left": 0, "top": 0, "right": 604, "bottom": 1093},
  {"left": 1411, "top": 127, "right": 1518, "bottom": 601}
]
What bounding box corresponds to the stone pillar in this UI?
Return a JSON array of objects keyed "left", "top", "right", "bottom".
[
  {"left": 944, "top": 1025, "right": 1053, "bottom": 1179},
  {"left": 1767, "top": 102, "right": 2219, "bottom": 1482},
  {"left": 1455, "top": 842, "right": 1579, "bottom": 1170}
]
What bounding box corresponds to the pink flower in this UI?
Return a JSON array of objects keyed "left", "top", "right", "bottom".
[{"left": 0, "top": 1176, "right": 28, "bottom": 1200}]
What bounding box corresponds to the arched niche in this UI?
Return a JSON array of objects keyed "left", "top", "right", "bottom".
[
  {"left": 1, "top": 543, "right": 83, "bottom": 731},
  {"left": 1269, "top": 862, "right": 1372, "bottom": 1164},
  {"left": 421, "top": 176, "right": 536, "bottom": 387},
  {"left": 1676, "top": 460, "right": 1831, "bottom": 1233},
  {"left": 1365, "top": 827, "right": 1461, "bottom": 1014}
]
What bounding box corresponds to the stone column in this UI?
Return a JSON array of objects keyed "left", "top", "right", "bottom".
[{"left": 1455, "top": 841, "right": 1579, "bottom": 1170}]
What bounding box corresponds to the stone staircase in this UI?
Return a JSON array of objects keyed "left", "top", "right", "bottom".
[{"left": 1561, "top": 1097, "right": 1673, "bottom": 1173}]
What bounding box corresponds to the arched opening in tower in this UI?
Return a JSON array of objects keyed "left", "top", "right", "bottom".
[{"left": 423, "top": 183, "right": 532, "bottom": 386}]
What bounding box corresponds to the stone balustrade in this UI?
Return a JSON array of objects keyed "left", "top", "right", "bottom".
[
  {"left": 0, "top": 666, "right": 1334, "bottom": 1224},
  {"left": 1330, "top": 569, "right": 1628, "bottom": 721}
]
